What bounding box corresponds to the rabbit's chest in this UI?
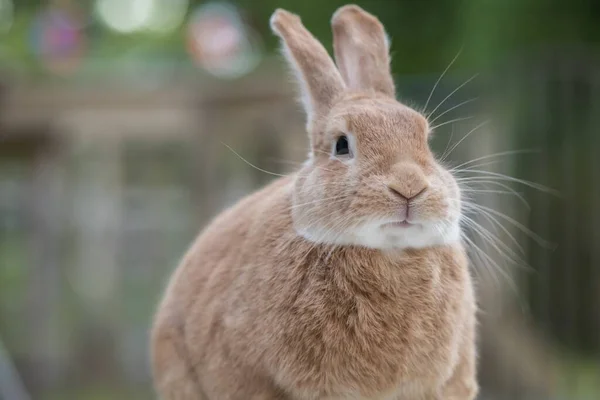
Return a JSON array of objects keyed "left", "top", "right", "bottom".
[{"left": 275, "top": 269, "right": 467, "bottom": 398}]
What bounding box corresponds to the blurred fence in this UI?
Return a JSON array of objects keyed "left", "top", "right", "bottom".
[{"left": 0, "top": 50, "right": 600, "bottom": 399}]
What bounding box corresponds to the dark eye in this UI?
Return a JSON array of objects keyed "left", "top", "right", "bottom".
[{"left": 335, "top": 135, "right": 350, "bottom": 156}]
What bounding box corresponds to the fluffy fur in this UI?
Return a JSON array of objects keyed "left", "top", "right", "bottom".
[{"left": 151, "top": 4, "right": 478, "bottom": 399}]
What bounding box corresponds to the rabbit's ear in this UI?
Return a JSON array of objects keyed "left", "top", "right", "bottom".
[
  {"left": 331, "top": 5, "right": 395, "bottom": 98},
  {"left": 271, "top": 9, "right": 346, "bottom": 126}
]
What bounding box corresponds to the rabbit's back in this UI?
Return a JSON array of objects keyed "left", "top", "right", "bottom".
[{"left": 151, "top": 176, "right": 295, "bottom": 398}]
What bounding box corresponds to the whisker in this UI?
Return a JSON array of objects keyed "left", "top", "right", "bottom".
[
  {"left": 455, "top": 170, "right": 559, "bottom": 195},
  {"left": 462, "top": 234, "right": 502, "bottom": 284},
  {"left": 222, "top": 143, "right": 347, "bottom": 181},
  {"left": 461, "top": 188, "right": 523, "bottom": 196},
  {"left": 221, "top": 142, "right": 289, "bottom": 177},
  {"left": 462, "top": 233, "right": 519, "bottom": 295},
  {"left": 306, "top": 212, "right": 356, "bottom": 245},
  {"left": 452, "top": 160, "right": 504, "bottom": 172},
  {"left": 461, "top": 214, "right": 527, "bottom": 265},
  {"left": 427, "top": 73, "right": 479, "bottom": 120},
  {"left": 463, "top": 202, "right": 554, "bottom": 248},
  {"left": 450, "top": 149, "right": 540, "bottom": 171},
  {"left": 441, "top": 120, "right": 490, "bottom": 161},
  {"left": 287, "top": 196, "right": 350, "bottom": 211},
  {"left": 439, "top": 125, "right": 456, "bottom": 161},
  {"left": 429, "top": 97, "right": 479, "bottom": 125},
  {"left": 430, "top": 116, "right": 475, "bottom": 131},
  {"left": 424, "top": 47, "right": 463, "bottom": 112},
  {"left": 459, "top": 180, "right": 530, "bottom": 209},
  {"left": 467, "top": 206, "right": 527, "bottom": 256}
]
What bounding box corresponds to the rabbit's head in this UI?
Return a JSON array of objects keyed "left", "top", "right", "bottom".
[{"left": 271, "top": 5, "right": 462, "bottom": 250}]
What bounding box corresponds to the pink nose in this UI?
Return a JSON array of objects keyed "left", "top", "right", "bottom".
[{"left": 388, "top": 185, "right": 427, "bottom": 201}]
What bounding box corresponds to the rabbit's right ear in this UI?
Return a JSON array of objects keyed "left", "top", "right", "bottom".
[{"left": 271, "top": 9, "right": 346, "bottom": 129}]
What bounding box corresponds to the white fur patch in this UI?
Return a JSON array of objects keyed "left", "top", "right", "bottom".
[{"left": 296, "top": 217, "right": 461, "bottom": 250}]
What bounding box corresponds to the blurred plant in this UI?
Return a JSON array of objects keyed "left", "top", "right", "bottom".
[{"left": 0, "top": 0, "right": 13, "bottom": 34}]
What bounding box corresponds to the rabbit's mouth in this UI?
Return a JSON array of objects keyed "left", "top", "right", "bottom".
[{"left": 381, "top": 220, "right": 414, "bottom": 229}]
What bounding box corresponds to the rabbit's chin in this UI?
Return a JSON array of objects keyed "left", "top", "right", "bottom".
[{"left": 296, "top": 218, "right": 461, "bottom": 250}]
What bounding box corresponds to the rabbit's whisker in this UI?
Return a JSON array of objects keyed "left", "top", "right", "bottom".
[
  {"left": 460, "top": 214, "right": 526, "bottom": 266},
  {"left": 221, "top": 142, "right": 290, "bottom": 177},
  {"left": 460, "top": 188, "right": 520, "bottom": 195},
  {"left": 222, "top": 143, "right": 345, "bottom": 180},
  {"left": 438, "top": 125, "right": 455, "bottom": 161},
  {"left": 427, "top": 73, "right": 479, "bottom": 120},
  {"left": 424, "top": 47, "right": 463, "bottom": 112},
  {"left": 459, "top": 180, "right": 531, "bottom": 209},
  {"left": 452, "top": 160, "right": 503, "bottom": 172},
  {"left": 455, "top": 170, "right": 558, "bottom": 195},
  {"left": 429, "top": 98, "right": 479, "bottom": 125},
  {"left": 459, "top": 188, "right": 529, "bottom": 208},
  {"left": 267, "top": 159, "right": 339, "bottom": 174},
  {"left": 461, "top": 202, "right": 553, "bottom": 249},
  {"left": 449, "top": 149, "right": 539, "bottom": 171},
  {"left": 430, "top": 116, "right": 475, "bottom": 131},
  {"left": 461, "top": 233, "right": 519, "bottom": 295},
  {"left": 440, "top": 120, "right": 489, "bottom": 162},
  {"left": 286, "top": 195, "right": 350, "bottom": 211}
]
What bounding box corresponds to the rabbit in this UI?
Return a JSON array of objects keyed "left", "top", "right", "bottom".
[{"left": 151, "top": 4, "right": 478, "bottom": 400}]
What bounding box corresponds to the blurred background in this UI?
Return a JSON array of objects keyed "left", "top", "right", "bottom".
[{"left": 0, "top": 0, "right": 599, "bottom": 399}]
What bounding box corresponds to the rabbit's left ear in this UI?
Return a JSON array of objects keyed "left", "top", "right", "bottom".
[{"left": 331, "top": 5, "right": 395, "bottom": 98}]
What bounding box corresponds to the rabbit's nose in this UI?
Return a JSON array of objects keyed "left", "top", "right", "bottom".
[
  {"left": 388, "top": 184, "right": 427, "bottom": 201},
  {"left": 388, "top": 163, "right": 429, "bottom": 201}
]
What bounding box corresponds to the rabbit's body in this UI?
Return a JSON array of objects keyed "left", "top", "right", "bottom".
[
  {"left": 153, "top": 176, "right": 476, "bottom": 399},
  {"left": 152, "top": 4, "right": 478, "bottom": 399}
]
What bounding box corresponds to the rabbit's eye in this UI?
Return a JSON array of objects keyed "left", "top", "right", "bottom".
[{"left": 335, "top": 136, "right": 350, "bottom": 156}]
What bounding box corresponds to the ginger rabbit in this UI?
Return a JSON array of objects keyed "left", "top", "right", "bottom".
[{"left": 151, "top": 4, "right": 478, "bottom": 399}]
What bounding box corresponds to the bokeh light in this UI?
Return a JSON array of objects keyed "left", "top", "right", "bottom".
[
  {"left": 29, "top": 5, "right": 86, "bottom": 75},
  {"left": 95, "top": 0, "right": 188, "bottom": 34},
  {"left": 186, "top": 2, "right": 262, "bottom": 79},
  {"left": 145, "top": 0, "right": 189, "bottom": 34},
  {"left": 95, "top": 0, "right": 153, "bottom": 34}
]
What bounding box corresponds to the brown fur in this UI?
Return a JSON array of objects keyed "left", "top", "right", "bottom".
[{"left": 151, "top": 5, "right": 478, "bottom": 400}]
